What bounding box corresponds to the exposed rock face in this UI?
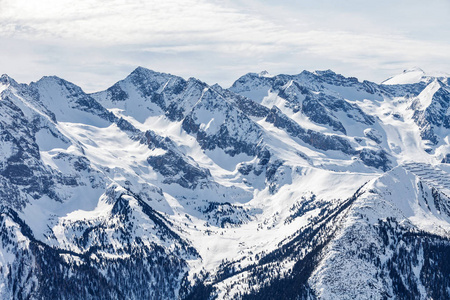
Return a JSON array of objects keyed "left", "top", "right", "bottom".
[{"left": 0, "top": 67, "right": 449, "bottom": 299}]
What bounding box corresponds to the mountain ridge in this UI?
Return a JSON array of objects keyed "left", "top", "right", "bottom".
[{"left": 0, "top": 66, "right": 449, "bottom": 299}]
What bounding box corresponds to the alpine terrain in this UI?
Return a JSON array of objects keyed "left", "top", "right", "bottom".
[{"left": 0, "top": 66, "right": 449, "bottom": 299}]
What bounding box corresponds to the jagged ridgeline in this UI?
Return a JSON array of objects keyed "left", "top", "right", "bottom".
[{"left": 0, "top": 67, "right": 449, "bottom": 299}]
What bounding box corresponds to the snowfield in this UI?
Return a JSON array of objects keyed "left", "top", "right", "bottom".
[{"left": 0, "top": 67, "right": 449, "bottom": 299}]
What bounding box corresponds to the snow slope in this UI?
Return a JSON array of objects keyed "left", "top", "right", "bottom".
[{"left": 0, "top": 67, "right": 449, "bottom": 299}]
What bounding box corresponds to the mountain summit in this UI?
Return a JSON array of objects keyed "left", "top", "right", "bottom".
[{"left": 0, "top": 67, "right": 449, "bottom": 299}]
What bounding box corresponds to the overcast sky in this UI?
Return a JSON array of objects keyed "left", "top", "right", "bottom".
[{"left": 1, "top": 0, "right": 449, "bottom": 92}]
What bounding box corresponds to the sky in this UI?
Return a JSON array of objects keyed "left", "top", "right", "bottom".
[{"left": 0, "top": 0, "right": 449, "bottom": 92}]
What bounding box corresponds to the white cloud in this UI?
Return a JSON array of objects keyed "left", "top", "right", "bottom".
[{"left": 0, "top": 0, "right": 449, "bottom": 92}]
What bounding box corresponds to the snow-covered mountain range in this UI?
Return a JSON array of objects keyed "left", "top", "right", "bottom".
[{"left": 0, "top": 66, "right": 449, "bottom": 299}]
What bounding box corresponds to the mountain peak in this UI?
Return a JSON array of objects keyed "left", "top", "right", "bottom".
[
  {"left": 127, "top": 66, "right": 185, "bottom": 85},
  {"left": 0, "top": 74, "right": 18, "bottom": 87},
  {"left": 32, "top": 76, "right": 90, "bottom": 96},
  {"left": 403, "top": 66, "right": 425, "bottom": 74},
  {"left": 258, "top": 70, "right": 273, "bottom": 77},
  {"left": 130, "top": 66, "right": 161, "bottom": 77},
  {"left": 381, "top": 67, "right": 426, "bottom": 85},
  {"left": 130, "top": 66, "right": 182, "bottom": 78},
  {"left": 35, "top": 75, "right": 72, "bottom": 86},
  {"left": 313, "top": 69, "right": 336, "bottom": 76},
  {"left": 1, "top": 74, "right": 11, "bottom": 81}
]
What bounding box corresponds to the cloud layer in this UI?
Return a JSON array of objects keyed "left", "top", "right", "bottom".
[{"left": 1, "top": 0, "right": 449, "bottom": 91}]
